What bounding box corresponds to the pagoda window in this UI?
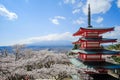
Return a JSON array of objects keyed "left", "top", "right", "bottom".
[
  {"left": 81, "top": 42, "right": 86, "bottom": 48},
  {"left": 86, "top": 54, "right": 102, "bottom": 60},
  {"left": 86, "top": 55, "right": 101, "bottom": 59},
  {"left": 80, "top": 42, "right": 101, "bottom": 49},
  {"left": 86, "top": 42, "right": 100, "bottom": 48},
  {"left": 83, "top": 54, "right": 86, "bottom": 59},
  {"left": 79, "top": 53, "right": 86, "bottom": 60},
  {"left": 86, "top": 32, "right": 99, "bottom": 37},
  {"left": 81, "top": 43, "right": 84, "bottom": 48}
]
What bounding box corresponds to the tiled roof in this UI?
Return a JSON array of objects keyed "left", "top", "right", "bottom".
[{"left": 71, "top": 49, "right": 120, "bottom": 54}]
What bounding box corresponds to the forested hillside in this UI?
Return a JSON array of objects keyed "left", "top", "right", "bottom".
[{"left": 107, "top": 44, "right": 120, "bottom": 64}]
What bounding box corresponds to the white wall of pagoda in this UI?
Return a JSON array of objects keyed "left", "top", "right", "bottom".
[
  {"left": 79, "top": 53, "right": 104, "bottom": 61},
  {"left": 81, "top": 42, "right": 100, "bottom": 49},
  {"left": 82, "top": 32, "right": 99, "bottom": 37}
]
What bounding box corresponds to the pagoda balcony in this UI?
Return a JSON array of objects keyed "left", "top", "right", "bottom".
[
  {"left": 72, "top": 38, "right": 117, "bottom": 44},
  {"left": 80, "top": 47, "right": 102, "bottom": 50},
  {"left": 78, "top": 53, "right": 105, "bottom": 62},
  {"left": 84, "top": 36, "right": 102, "bottom": 38}
]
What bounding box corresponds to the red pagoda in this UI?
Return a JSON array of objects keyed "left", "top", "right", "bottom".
[{"left": 71, "top": 4, "right": 120, "bottom": 80}]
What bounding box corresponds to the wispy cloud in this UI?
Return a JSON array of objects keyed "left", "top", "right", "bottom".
[
  {"left": 63, "top": 0, "right": 76, "bottom": 4},
  {"left": 117, "top": 0, "right": 120, "bottom": 8},
  {"left": 72, "top": 1, "right": 83, "bottom": 13},
  {"left": 103, "top": 26, "right": 120, "bottom": 41},
  {"left": 9, "top": 27, "right": 120, "bottom": 45},
  {"left": 49, "top": 16, "right": 66, "bottom": 25},
  {"left": 72, "top": 9, "right": 80, "bottom": 14},
  {"left": 0, "top": 4, "right": 18, "bottom": 20},
  {"left": 76, "top": 1, "right": 83, "bottom": 8},
  {"left": 14, "top": 32, "right": 76, "bottom": 45},
  {"left": 83, "top": 0, "right": 112, "bottom": 15},
  {"left": 73, "top": 17, "right": 85, "bottom": 25},
  {"left": 96, "top": 17, "right": 104, "bottom": 23},
  {"left": 62, "top": 0, "right": 83, "bottom": 14}
]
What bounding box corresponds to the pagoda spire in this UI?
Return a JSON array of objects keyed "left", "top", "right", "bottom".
[{"left": 88, "top": 4, "right": 92, "bottom": 28}]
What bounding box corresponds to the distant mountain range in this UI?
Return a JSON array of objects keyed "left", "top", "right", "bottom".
[
  {"left": 28, "top": 40, "right": 73, "bottom": 46},
  {"left": 0, "top": 41, "right": 73, "bottom": 54}
]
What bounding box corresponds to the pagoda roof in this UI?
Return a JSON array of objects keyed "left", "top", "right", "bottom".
[
  {"left": 84, "top": 61, "right": 120, "bottom": 69},
  {"left": 72, "top": 38, "right": 117, "bottom": 44},
  {"left": 73, "top": 27, "right": 114, "bottom": 36},
  {"left": 69, "top": 58, "right": 120, "bottom": 69},
  {"left": 71, "top": 49, "right": 120, "bottom": 54}
]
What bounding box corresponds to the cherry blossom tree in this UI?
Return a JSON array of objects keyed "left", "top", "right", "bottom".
[
  {"left": 12, "top": 44, "right": 25, "bottom": 61},
  {"left": 0, "top": 49, "right": 77, "bottom": 80}
]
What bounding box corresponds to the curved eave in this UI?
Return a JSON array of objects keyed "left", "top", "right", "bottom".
[
  {"left": 73, "top": 27, "right": 114, "bottom": 36},
  {"left": 71, "top": 49, "right": 120, "bottom": 54},
  {"left": 80, "top": 27, "right": 114, "bottom": 31},
  {"left": 69, "top": 58, "right": 120, "bottom": 69},
  {"left": 73, "top": 29, "right": 82, "bottom": 36}
]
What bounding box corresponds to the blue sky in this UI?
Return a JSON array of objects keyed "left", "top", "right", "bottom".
[{"left": 0, "top": 0, "right": 120, "bottom": 46}]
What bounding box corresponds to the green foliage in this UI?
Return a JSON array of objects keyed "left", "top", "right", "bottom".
[
  {"left": 72, "top": 44, "right": 80, "bottom": 50},
  {"left": 112, "top": 56, "right": 120, "bottom": 63},
  {"left": 107, "top": 43, "right": 120, "bottom": 50},
  {"left": 107, "top": 43, "right": 120, "bottom": 64}
]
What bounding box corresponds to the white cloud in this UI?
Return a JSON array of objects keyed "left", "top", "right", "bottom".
[
  {"left": 73, "top": 2, "right": 84, "bottom": 14},
  {"left": 6, "top": 27, "right": 120, "bottom": 46},
  {"left": 83, "top": 0, "right": 112, "bottom": 15},
  {"left": 63, "top": 0, "right": 76, "bottom": 4},
  {"left": 73, "top": 18, "right": 85, "bottom": 25},
  {"left": 76, "top": 2, "right": 83, "bottom": 8},
  {"left": 0, "top": 4, "right": 18, "bottom": 20},
  {"left": 50, "top": 19, "right": 59, "bottom": 25},
  {"left": 15, "top": 32, "right": 76, "bottom": 45},
  {"left": 72, "top": 9, "right": 80, "bottom": 14},
  {"left": 54, "top": 16, "right": 66, "bottom": 19},
  {"left": 96, "top": 17, "right": 103, "bottom": 23},
  {"left": 62, "top": 0, "right": 83, "bottom": 14},
  {"left": 103, "top": 26, "right": 120, "bottom": 42},
  {"left": 50, "top": 16, "right": 66, "bottom": 25},
  {"left": 117, "top": 0, "right": 120, "bottom": 8}
]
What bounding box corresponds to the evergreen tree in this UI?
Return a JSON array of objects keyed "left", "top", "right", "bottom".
[{"left": 72, "top": 44, "right": 80, "bottom": 50}]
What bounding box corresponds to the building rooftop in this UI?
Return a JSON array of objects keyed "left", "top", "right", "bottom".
[
  {"left": 69, "top": 58, "right": 120, "bottom": 69},
  {"left": 71, "top": 49, "right": 120, "bottom": 54},
  {"left": 73, "top": 27, "right": 114, "bottom": 36}
]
